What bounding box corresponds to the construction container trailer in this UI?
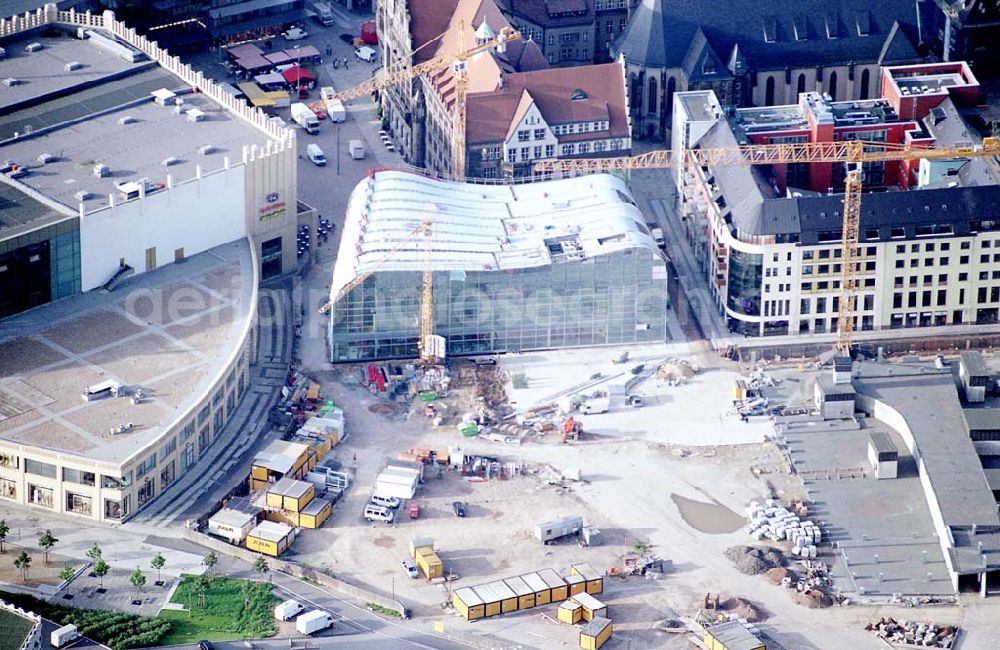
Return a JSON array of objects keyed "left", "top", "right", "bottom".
[
  {"left": 534, "top": 515, "right": 584, "bottom": 544},
  {"left": 570, "top": 563, "right": 605, "bottom": 594},
  {"left": 557, "top": 599, "right": 583, "bottom": 624},
  {"left": 571, "top": 592, "right": 607, "bottom": 622},
  {"left": 580, "top": 617, "right": 613, "bottom": 650}
]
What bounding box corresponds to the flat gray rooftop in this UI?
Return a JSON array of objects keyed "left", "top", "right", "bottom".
[
  {"left": 0, "top": 239, "right": 254, "bottom": 465},
  {"left": 0, "top": 32, "right": 148, "bottom": 113},
  {"left": 0, "top": 181, "right": 71, "bottom": 240},
  {"left": 4, "top": 91, "right": 273, "bottom": 211},
  {"left": 0, "top": 66, "right": 178, "bottom": 141},
  {"left": 854, "top": 362, "right": 1000, "bottom": 529},
  {"left": 777, "top": 417, "right": 953, "bottom": 597}
]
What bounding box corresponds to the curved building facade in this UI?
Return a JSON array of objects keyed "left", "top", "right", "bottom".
[{"left": 328, "top": 171, "right": 668, "bottom": 362}]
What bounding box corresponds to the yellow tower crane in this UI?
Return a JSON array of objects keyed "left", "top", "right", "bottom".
[
  {"left": 319, "top": 218, "right": 438, "bottom": 363},
  {"left": 325, "top": 24, "right": 519, "bottom": 181},
  {"left": 536, "top": 137, "right": 1000, "bottom": 352}
]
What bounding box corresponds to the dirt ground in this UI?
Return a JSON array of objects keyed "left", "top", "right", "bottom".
[{"left": 0, "top": 543, "right": 80, "bottom": 587}]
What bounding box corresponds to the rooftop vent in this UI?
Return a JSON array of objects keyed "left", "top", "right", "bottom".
[
  {"left": 64, "top": 61, "right": 82, "bottom": 71},
  {"left": 93, "top": 163, "right": 110, "bottom": 177},
  {"left": 570, "top": 88, "right": 588, "bottom": 101},
  {"left": 25, "top": 42, "right": 43, "bottom": 53},
  {"left": 74, "top": 190, "right": 92, "bottom": 201},
  {"left": 118, "top": 115, "right": 136, "bottom": 125},
  {"left": 2, "top": 78, "right": 21, "bottom": 87},
  {"left": 198, "top": 145, "right": 215, "bottom": 155},
  {"left": 185, "top": 108, "right": 206, "bottom": 122},
  {"left": 37, "top": 153, "right": 54, "bottom": 164},
  {"left": 162, "top": 157, "right": 179, "bottom": 167}
]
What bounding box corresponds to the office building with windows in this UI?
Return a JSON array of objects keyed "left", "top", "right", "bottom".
[
  {"left": 0, "top": 6, "right": 302, "bottom": 521},
  {"left": 327, "top": 171, "right": 668, "bottom": 361},
  {"left": 671, "top": 62, "right": 1000, "bottom": 337}
]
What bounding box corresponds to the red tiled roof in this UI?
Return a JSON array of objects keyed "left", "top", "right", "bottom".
[{"left": 466, "top": 61, "right": 628, "bottom": 143}]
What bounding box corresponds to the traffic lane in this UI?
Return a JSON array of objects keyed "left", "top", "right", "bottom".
[{"left": 264, "top": 571, "right": 472, "bottom": 650}]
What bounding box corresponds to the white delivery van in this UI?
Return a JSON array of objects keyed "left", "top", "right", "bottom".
[
  {"left": 370, "top": 494, "right": 400, "bottom": 509},
  {"left": 364, "top": 504, "right": 394, "bottom": 523},
  {"left": 349, "top": 139, "right": 365, "bottom": 160},
  {"left": 51, "top": 624, "right": 79, "bottom": 648},
  {"left": 274, "top": 599, "right": 305, "bottom": 621},
  {"left": 307, "top": 143, "right": 327, "bottom": 166},
  {"left": 296, "top": 609, "right": 334, "bottom": 634},
  {"left": 651, "top": 227, "right": 666, "bottom": 249}
]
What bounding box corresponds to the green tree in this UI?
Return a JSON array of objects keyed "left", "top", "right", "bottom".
[
  {"left": 38, "top": 529, "right": 58, "bottom": 564},
  {"left": 0, "top": 520, "right": 8, "bottom": 553},
  {"left": 252, "top": 557, "right": 270, "bottom": 582},
  {"left": 86, "top": 543, "right": 103, "bottom": 562},
  {"left": 58, "top": 563, "right": 76, "bottom": 595},
  {"left": 93, "top": 558, "right": 109, "bottom": 590},
  {"left": 151, "top": 552, "right": 166, "bottom": 584},
  {"left": 13, "top": 550, "right": 31, "bottom": 582},
  {"left": 202, "top": 551, "right": 218, "bottom": 577},
  {"left": 129, "top": 566, "right": 146, "bottom": 600}
]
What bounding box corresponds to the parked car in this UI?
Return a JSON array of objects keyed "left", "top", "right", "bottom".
[
  {"left": 401, "top": 558, "right": 419, "bottom": 578},
  {"left": 283, "top": 27, "right": 308, "bottom": 41},
  {"left": 370, "top": 494, "right": 400, "bottom": 509},
  {"left": 354, "top": 45, "right": 377, "bottom": 62},
  {"left": 409, "top": 503, "right": 421, "bottom": 519},
  {"left": 339, "top": 33, "right": 354, "bottom": 44},
  {"left": 452, "top": 501, "right": 466, "bottom": 518},
  {"left": 628, "top": 395, "right": 643, "bottom": 407},
  {"left": 198, "top": 642, "right": 214, "bottom": 650},
  {"left": 364, "top": 504, "right": 394, "bottom": 523}
]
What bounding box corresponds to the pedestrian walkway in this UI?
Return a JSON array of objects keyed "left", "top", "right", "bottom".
[{"left": 129, "top": 285, "right": 293, "bottom": 527}]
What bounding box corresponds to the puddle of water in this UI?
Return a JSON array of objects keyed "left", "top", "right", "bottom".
[{"left": 670, "top": 493, "right": 745, "bottom": 534}]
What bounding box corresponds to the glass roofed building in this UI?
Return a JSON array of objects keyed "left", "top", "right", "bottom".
[{"left": 327, "top": 171, "right": 668, "bottom": 362}]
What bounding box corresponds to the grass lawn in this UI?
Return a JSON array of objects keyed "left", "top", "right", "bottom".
[
  {"left": 158, "top": 576, "right": 280, "bottom": 644},
  {"left": 0, "top": 609, "right": 35, "bottom": 650}
]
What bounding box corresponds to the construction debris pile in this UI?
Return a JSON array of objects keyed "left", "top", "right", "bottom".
[
  {"left": 866, "top": 618, "right": 959, "bottom": 648},
  {"left": 356, "top": 362, "right": 451, "bottom": 403},
  {"left": 744, "top": 499, "right": 822, "bottom": 558},
  {"left": 724, "top": 545, "right": 785, "bottom": 576},
  {"left": 609, "top": 552, "right": 672, "bottom": 578},
  {"left": 656, "top": 358, "right": 698, "bottom": 385}
]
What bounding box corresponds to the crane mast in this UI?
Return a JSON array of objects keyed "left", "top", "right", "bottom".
[{"left": 535, "top": 137, "right": 1000, "bottom": 354}]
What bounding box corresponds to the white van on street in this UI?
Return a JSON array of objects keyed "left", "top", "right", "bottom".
[{"left": 307, "top": 143, "right": 326, "bottom": 166}]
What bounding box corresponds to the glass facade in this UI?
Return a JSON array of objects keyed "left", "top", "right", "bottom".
[
  {"left": 727, "top": 249, "right": 762, "bottom": 317},
  {"left": 0, "top": 219, "right": 80, "bottom": 318},
  {"left": 329, "top": 249, "right": 668, "bottom": 361}
]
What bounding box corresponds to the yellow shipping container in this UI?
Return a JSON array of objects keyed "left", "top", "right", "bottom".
[
  {"left": 571, "top": 563, "right": 604, "bottom": 595},
  {"left": 298, "top": 498, "right": 331, "bottom": 528},
  {"left": 522, "top": 572, "right": 551, "bottom": 605},
  {"left": 564, "top": 573, "right": 586, "bottom": 596},
  {"left": 557, "top": 600, "right": 582, "bottom": 624},
  {"left": 452, "top": 588, "right": 485, "bottom": 620},
  {"left": 704, "top": 621, "right": 767, "bottom": 650},
  {"left": 245, "top": 521, "right": 294, "bottom": 557},
  {"left": 503, "top": 576, "right": 535, "bottom": 610},
  {"left": 580, "top": 617, "right": 613, "bottom": 650},
  {"left": 472, "top": 586, "right": 502, "bottom": 617},
  {"left": 416, "top": 548, "right": 443, "bottom": 579},
  {"left": 571, "top": 592, "right": 607, "bottom": 622},
  {"left": 538, "top": 568, "right": 568, "bottom": 601}
]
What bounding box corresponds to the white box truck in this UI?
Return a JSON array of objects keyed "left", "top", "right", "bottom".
[
  {"left": 349, "top": 139, "right": 365, "bottom": 160},
  {"left": 308, "top": 1, "right": 334, "bottom": 26},
  {"left": 274, "top": 599, "right": 304, "bottom": 621},
  {"left": 291, "top": 102, "right": 320, "bottom": 135},
  {"left": 320, "top": 87, "right": 346, "bottom": 123},
  {"left": 651, "top": 227, "right": 665, "bottom": 249},
  {"left": 51, "top": 624, "right": 79, "bottom": 648},
  {"left": 296, "top": 609, "right": 334, "bottom": 634}
]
